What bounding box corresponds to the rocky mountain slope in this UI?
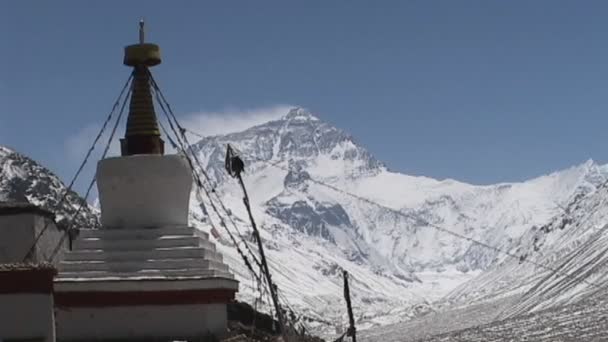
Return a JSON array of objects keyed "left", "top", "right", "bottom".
[
  {"left": 2, "top": 107, "right": 608, "bottom": 336},
  {"left": 440, "top": 166, "right": 608, "bottom": 320},
  {"left": 0, "top": 145, "right": 98, "bottom": 229}
]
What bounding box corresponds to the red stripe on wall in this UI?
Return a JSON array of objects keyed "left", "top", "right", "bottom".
[{"left": 0, "top": 268, "right": 56, "bottom": 294}]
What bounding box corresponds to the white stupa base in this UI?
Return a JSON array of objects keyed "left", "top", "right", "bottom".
[
  {"left": 54, "top": 277, "right": 236, "bottom": 341},
  {"left": 96, "top": 154, "right": 193, "bottom": 229},
  {"left": 55, "top": 226, "right": 238, "bottom": 340},
  {"left": 60, "top": 151, "right": 240, "bottom": 339}
]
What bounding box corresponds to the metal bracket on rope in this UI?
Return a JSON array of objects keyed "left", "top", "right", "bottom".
[{"left": 225, "top": 144, "right": 245, "bottom": 178}]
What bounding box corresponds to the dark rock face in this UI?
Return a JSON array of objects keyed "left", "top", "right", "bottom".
[
  {"left": 266, "top": 199, "right": 340, "bottom": 242},
  {"left": 284, "top": 162, "right": 311, "bottom": 191}
]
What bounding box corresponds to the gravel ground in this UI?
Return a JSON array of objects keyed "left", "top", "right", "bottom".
[
  {"left": 362, "top": 294, "right": 608, "bottom": 342},
  {"left": 417, "top": 296, "right": 608, "bottom": 342},
  {"left": 360, "top": 296, "right": 520, "bottom": 342}
]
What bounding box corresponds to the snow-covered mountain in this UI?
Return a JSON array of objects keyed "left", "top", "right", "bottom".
[
  {"left": 186, "top": 107, "right": 608, "bottom": 332},
  {"left": 3, "top": 107, "right": 608, "bottom": 336},
  {"left": 444, "top": 164, "right": 608, "bottom": 318}
]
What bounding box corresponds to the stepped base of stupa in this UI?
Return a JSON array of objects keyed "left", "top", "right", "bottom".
[{"left": 54, "top": 226, "right": 238, "bottom": 341}]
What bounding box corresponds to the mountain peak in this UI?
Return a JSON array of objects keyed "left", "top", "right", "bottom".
[
  {"left": 0, "top": 146, "right": 13, "bottom": 157},
  {"left": 282, "top": 107, "right": 319, "bottom": 122},
  {"left": 570, "top": 158, "right": 604, "bottom": 179},
  {"left": 578, "top": 158, "right": 596, "bottom": 168}
]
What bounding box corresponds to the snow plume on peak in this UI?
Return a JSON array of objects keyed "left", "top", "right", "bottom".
[
  {"left": 282, "top": 107, "right": 320, "bottom": 121},
  {"left": 180, "top": 105, "right": 293, "bottom": 137}
]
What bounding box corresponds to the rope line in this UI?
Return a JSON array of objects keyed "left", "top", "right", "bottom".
[
  {"left": 49, "top": 79, "right": 132, "bottom": 263},
  {"left": 147, "top": 72, "right": 265, "bottom": 289},
  {"left": 148, "top": 71, "right": 263, "bottom": 269},
  {"left": 146, "top": 75, "right": 305, "bottom": 338},
  {"left": 23, "top": 72, "right": 134, "bottom": 262}
]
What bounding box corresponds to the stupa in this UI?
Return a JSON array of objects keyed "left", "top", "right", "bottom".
[{"left": 53, "top": 21, "right": 238, "bottom": 341}]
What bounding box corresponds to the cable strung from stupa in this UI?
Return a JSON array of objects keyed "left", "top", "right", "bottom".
[
  {"left": 118, "top": 23, "right": 265, "bottom": 287},
  {"left": 148, "top": 70, "right": 304, "bottom": 339},
  {"left": 149, "top": 69, "right": 265, "bottom": 271},
  {"left": 147, "top": 68, "right": 270, "bottom": 295},
  {"left": 49, "top": 77, "right": 133, "bottom": 263},
  {"left": 22, "top": 73, "right": 134, "bottom": 262}
]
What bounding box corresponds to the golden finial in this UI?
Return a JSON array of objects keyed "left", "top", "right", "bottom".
[
  {"left": 120, "top": 20, "right": 164, "bottom": 156},
  {"left": 123, "top": 19, "right": 161, "bottom": 67}
]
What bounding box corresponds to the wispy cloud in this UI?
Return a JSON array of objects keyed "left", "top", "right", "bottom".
[
  {"left": 64, "top": 122, "right": 123, "bottom": 162},
  {"left": 64, "top": 104, "right": 293, "bottom": 160},
  {"left": 62, "top": 122, "right": 124, "bottom": 200},
  {"left": 180, "top": 104, "right": 293, "bottom": 138},
  {"left": 61, "top": 104, "right": 293, "bottom": 198}
]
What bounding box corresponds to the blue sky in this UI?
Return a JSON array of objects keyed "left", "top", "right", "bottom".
[{"left": 2, "top": 1, "right": 608, "bottom": 192}]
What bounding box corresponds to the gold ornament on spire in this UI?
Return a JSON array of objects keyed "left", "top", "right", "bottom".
[{"left": 120, "top": 19, "right": 165, "bottom": 156}]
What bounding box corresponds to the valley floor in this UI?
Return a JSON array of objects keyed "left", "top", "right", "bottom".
[
  {"left": 360, "top": 296, "right": 520, "bottom": 342},
  {"left": 361, "top": 294, "right": 608, "bottom": 341}
]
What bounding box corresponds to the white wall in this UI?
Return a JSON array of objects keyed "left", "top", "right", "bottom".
[
  {"left": 56, "top": 303, "right": 227, "bottom": 341},
  {"left": 0, "top": 293, "right": 55, "bottom": 342},
  {"left": 0, "top": 214, "right": 64, "bottom": 264},
  {"left": 0, "top": 214, "right": 34, "bottom": 263},
  {"left": 34, "top": 215, "right": 66, "bottom": 264},
  {"left": 97, "top": 154, "right": 193, "bottom": 229}
]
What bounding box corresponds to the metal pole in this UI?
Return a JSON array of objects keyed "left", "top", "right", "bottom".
[
  {"left": 236, "top": 173, "right": 288, "bottom": 340},
  {"left": 343, "top": 271, "right": 357, "bottom": 342}
]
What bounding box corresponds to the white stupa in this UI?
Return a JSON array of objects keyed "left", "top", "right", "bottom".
[{"left": 53, "top": 21, "right": 238, "bottom": 341}]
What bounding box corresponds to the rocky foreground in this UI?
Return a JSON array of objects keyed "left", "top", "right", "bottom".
[{"left": 223, "top": 302, "right": 325, "bottom": 342}]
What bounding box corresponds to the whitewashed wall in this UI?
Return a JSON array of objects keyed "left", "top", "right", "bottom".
[
  {"left": 97, "top": 154, "right": 193, "bottom": 229},
  {"left": 0, "top": 214, "right": 64, "bottom": 264}
]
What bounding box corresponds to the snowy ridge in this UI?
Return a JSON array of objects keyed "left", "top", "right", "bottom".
[
  {"left": 186, "top": 107, "right": 608, "bottom": 333},
  {"left": 445, "top": 172, "right": 608, "bottom": 318},
  {"left": 359, "top": 161, "right": 608, "bottom": 340}
]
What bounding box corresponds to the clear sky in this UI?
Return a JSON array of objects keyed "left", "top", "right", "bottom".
[{"left": 2, "top": 1, "right": 608, "bottom": 192}]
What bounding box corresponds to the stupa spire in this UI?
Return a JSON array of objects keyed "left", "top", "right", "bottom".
[
  {"left": 120, "top": 19, "right": 164, "bottom": 156},
  {"left": 139, "top": 19, "right": 145, "bottom": 44}
]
